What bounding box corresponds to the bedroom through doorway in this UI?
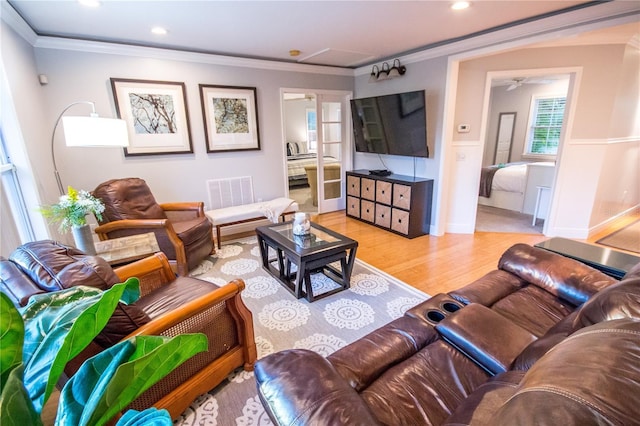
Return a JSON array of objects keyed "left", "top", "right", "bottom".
[
  {"left": 283, "top": 92, "right": 318, "bottom": 214},
  {"left": 282, "top": 90, "right": 351, "bottom": 215},
  {"left": 475, "top": 71, "right": 569, "bottom": 234}
]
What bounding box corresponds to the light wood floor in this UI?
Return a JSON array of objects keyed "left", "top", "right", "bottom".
[{"left": 307, "top": 210, "right": 639, "bottom": 296}]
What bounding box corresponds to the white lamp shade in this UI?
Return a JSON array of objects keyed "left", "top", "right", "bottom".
[{"left": 62, "top": 116, "right": 129, "bottom": 147}]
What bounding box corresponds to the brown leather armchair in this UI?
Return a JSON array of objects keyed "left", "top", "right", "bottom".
[
  {"left": 93, "top": 178, "right": 214, "bottom": 276},
  {"left": 1, "top": 240, "right": 257, "bottom": 420}
]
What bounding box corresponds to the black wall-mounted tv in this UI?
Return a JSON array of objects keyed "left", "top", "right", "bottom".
[{"left": 350, "top": 90, "right": 428, "bottom": 158}]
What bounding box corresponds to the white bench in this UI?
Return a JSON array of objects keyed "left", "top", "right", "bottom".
[{"left": 205, "top": 177, "right": 298, "bottom": 249}]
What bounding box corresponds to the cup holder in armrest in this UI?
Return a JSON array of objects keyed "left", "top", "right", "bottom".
[
  {"left": 442, "top": 302, "right": 462, "bottom": 313},
  {"left": 405, "top": 293, "right": 466, "bottom": 326},
  {"left": 426, "top": 310, "right": 446, "bottom": 323}
]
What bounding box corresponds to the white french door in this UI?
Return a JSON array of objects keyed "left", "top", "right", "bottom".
[{"left": 315, "top": 93, "right": 349, "bottom": 213}]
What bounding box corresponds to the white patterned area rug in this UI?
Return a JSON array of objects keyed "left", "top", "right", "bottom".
[{"left": 175, "top": 236, "right": 429, "bottom": 425}]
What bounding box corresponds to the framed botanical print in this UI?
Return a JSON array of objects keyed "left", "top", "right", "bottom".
[
  {"left": 199, "top": 85, "right": 260, "bottom": 153},
  {"left": 110, "top": 78, "right": 193, "bottom": 156}
]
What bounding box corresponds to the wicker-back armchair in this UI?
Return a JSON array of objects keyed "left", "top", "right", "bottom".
[
  {"left": 2, "top": 240, "right": 256, "bottom": 420},
  {"left": 112, "top": 252, "right": 257, "bottom": 418}
]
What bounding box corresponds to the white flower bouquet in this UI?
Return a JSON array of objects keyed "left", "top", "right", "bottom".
[{"left": 40, "top": 186, "right": 105, "bottom": 232}]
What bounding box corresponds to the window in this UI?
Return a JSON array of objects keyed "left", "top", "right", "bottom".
[
  {"left": 306, "top": 108, "right": 317, "bottom": 151},
  {"left": 526, "top": 95, "right": 566, "bottom": 156},
  {"left": 1, "top": 129, "right": 36, "bottom": 246}
]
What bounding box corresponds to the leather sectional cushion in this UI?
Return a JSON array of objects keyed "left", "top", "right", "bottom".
[
  {"left": 512, "top": 311, "right": 580, "bottom": 371},
  {"left": 573, "top": 276, "right": 640, "bottom": 327},
  {"left": 328, "top": 315, "right": 438, "bottom": 391},
  {"left": 447, "top": 319, "right": 640, "bottom": 425},
  {"left": 135, "top": 276, "right": 219, "bottom": 319},
  {"left": 449, "top": 270, "right": 527, "bottom": 307},
  {"left": 0, "top": 257, "right": 46, "bottom": 306},
  {"left": 435, "top": 303, "right": 536, "bottom": 375},
  {"left": 442, "top": 370, "right": 524, "bottom": 426},
  {"left": 359, "top": 340, "right": 489, "bottom": 425},
  {"left": 490, "top": 319, "right": 640, "bottom": 425},
  {"left": 255, "top": 349, "right": 381, "bottom": 426},
  {"left": 498, "top": 244, "right": 615, "bottom": 306},
  {"left": 8, "top": 240, "right": 119, "bottom": 292},
  {"left": 94, "top": 302, "right": 151, "bottom": 347},
  {"left": 489, "top": 284, "right": 575, "bottom": 337}
]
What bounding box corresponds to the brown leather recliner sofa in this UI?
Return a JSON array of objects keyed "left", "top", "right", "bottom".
[
  {"left": 0, "top": 240, "right": 257, "bottom": 420},
  {"left": 255, "top": 243, "right": 640, "bottom": 425}
]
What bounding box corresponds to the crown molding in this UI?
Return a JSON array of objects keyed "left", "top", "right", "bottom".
[
  {"left": 3, "top": 0, "right": 636, "bottom": 78},
  {"left": 32, "top": 37, "right": 355, "bottom": 76},
  {"left": 1, "top": 0, "right": 37, "bottom": 45},
  {"left": 355, "top": 2, "right": 640, "bottom": 76},
  {"left": 1, "top": 0, "right": 352, "bottom": 77}
]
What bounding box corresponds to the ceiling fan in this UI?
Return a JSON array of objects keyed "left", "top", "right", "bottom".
[
  {"left": 283, "top": 93, "right": 315, "bottom": 101},
  {"left": 504, "top": 77, "right": 555, "bottom": 91}
]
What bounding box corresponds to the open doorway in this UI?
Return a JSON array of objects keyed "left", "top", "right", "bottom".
[
  {"left": 283, "top": 92, "right": 318, "bottom": 214},
  {"left": 282, "top": 90, "right": 352, "bottom": 215},
  {"left": 475, "top": 72, "right": 569, "bottom": 233}
]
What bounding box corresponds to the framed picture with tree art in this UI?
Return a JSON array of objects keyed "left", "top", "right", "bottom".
[
  {"left": 199, "top": 85, "right": 260, "bottom": 153},
  {"left": 110, "top": 78, "right": 193, "bottom": 156}
]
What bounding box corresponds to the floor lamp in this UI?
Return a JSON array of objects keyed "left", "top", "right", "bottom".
[{"left": 51, "top": 101, "right": 129, "bottom": 195}]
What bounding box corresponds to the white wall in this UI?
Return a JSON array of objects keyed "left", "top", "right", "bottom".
[
  {"left": 483, "top": 79, "right": 569, "bottom": 167},
  {"left": 3, "top": 3, "right": 638, "bottom": 245},
  {"left": 1, "top": 20, "right": 51, "bottom": 243},
  {"left": 590, "top": 41, "right": 640, "bottom": 229},
  {"left": 450, "top": 43, "right": 639, "bottom": 238},
  {"left": 283, "top": 98, "right": 314, "bottom": 147},
  {"left": 16, "top": 45, "right": 352, "bottom": 215},
  {"left": 352, "top": 56, "right": 449, "bottom": 234}
]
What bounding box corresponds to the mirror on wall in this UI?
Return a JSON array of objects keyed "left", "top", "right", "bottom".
[{"left": 494, "top": 112, "right": 516, "bottom": 164}]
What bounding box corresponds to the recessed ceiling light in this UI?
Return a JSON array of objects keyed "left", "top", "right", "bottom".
[
  {"left": 151, "top": 27, "right": 168, "bottom": 36},
  {"left": 451, "top": 1, "right": 470, "bottom": 10},
  {"left": 78, "top": 0, "right": 100, "bottom": 7}
]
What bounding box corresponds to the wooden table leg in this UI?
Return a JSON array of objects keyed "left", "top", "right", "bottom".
[{"left": 294, "top": 259, "right": 306, "bottom": 299}]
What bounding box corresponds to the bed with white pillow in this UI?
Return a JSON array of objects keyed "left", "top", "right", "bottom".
[
  {"left": 478, "top": 161, "right": 555, "bottom": 213},
  {"left": 286, "top": 141, "right": 339, "bottom": 187}
]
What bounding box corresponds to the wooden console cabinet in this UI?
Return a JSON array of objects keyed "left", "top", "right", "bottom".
[{"left": 346, "top": 170, "right": 433, "bottom": 238}]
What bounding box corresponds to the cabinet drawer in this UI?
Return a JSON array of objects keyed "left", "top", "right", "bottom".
[
  {"left": 361, "top": 178, "right": 376, "bottom": 201},
  {"left": 347, "top": 196, "right": 360, "bottom": 217},
  {"left": 393, "top": 184, "right": 412, "bottom": 209},
  {"left": 347, "top": 175, "right": 360, "bottom": 197},
  {"left": 391, "top": 208, "right": 410, "bottom": 235},
  {"left": 360, "top": 200, "right": 375, "bottom": 222},
  {"left": 376, "top": 181, "right": 392, "bottom": 205},
  {"left": 375, "top": 204, "right": 391, "bottom": 228}
]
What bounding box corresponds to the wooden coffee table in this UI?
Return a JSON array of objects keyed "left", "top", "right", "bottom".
[
  {"left": 95, "top": 232, "right": 160, "bottom": 266},
  {"left": 256, "top": 222, "right": 358, "bottom": 302}
]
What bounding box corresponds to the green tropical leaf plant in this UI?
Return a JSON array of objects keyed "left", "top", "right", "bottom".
[
  {"left": 0, "top": 278, "right": 208, "bottom": 425},
  {"left": 58, "top": 334, "right": 207, "bottom": 426},
  {"left": 22, "top": 279, "right": 140, "bottom": 412}
]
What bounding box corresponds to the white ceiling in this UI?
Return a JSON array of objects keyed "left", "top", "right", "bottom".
[{"left": 8, "top": 0, "right": 635, "bottom": 68}]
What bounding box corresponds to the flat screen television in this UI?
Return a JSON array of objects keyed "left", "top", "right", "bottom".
[{"left": 351, "top": 90, "right": 428, "bottom": 158}]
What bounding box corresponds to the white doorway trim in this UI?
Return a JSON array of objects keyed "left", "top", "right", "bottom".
[
  {"left": 434, "top": 12, "right": 636, "bottom": 237},
  {"left": 475, "top": 67, "right": 582, "bottom": 236},
  {"left": 279, "top": 88, "right": 353, "bottom": 213}
]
